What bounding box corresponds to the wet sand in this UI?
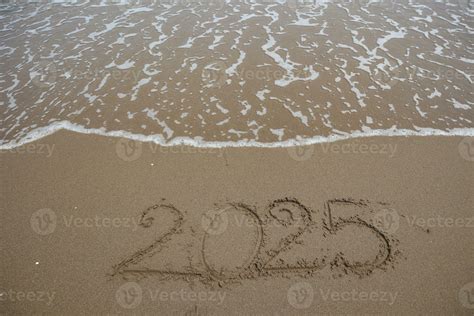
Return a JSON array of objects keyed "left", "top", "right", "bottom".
[
  {"left": 1, "top": 131, "right": 473, "bottom": 314},
  {"left": 1, "top": 0, "right": 473, "bottom": 146}
]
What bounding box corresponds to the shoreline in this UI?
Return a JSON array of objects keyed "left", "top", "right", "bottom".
[{"left": 1, "top": 121, "right": 474, "bottom": 150}]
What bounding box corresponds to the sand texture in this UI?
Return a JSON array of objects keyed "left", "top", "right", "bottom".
[{"left": 1, "top": 132, "right": 473, "bottom": 314}]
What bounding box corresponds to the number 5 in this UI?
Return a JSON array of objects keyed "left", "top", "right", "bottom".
[{"left": 324, "top": 199, "right": 392, "bottom": 276}]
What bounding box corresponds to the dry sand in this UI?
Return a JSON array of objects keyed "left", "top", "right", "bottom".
[{"left": 0, "top": 131, "right": 473, "bottom": 314}]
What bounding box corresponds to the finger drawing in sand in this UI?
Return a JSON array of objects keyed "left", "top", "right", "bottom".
[{"left": 110, "top": 197, "right": 402, "bottom": 286}]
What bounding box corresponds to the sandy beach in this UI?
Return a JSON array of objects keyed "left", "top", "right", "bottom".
[
  {"left": 1, "top": 0, "right": 473, "bottom": 147},
  {"left": 1, "top": 0, "right": 473, "bottom": 314},
  {"left": 1, "top": 132, "right": 473, "bottom": 314}
]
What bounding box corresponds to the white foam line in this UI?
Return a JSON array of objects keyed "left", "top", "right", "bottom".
[{"left": 1, "top": 121, "right": 473, "bottom": 150}]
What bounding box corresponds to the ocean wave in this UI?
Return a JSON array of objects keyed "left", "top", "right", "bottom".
[
  {"left": 1, "top": 1, "right": 473, "bottom": 148},
  {"left": 1, "top": 121, "right": 473, "bottom": 149}
]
